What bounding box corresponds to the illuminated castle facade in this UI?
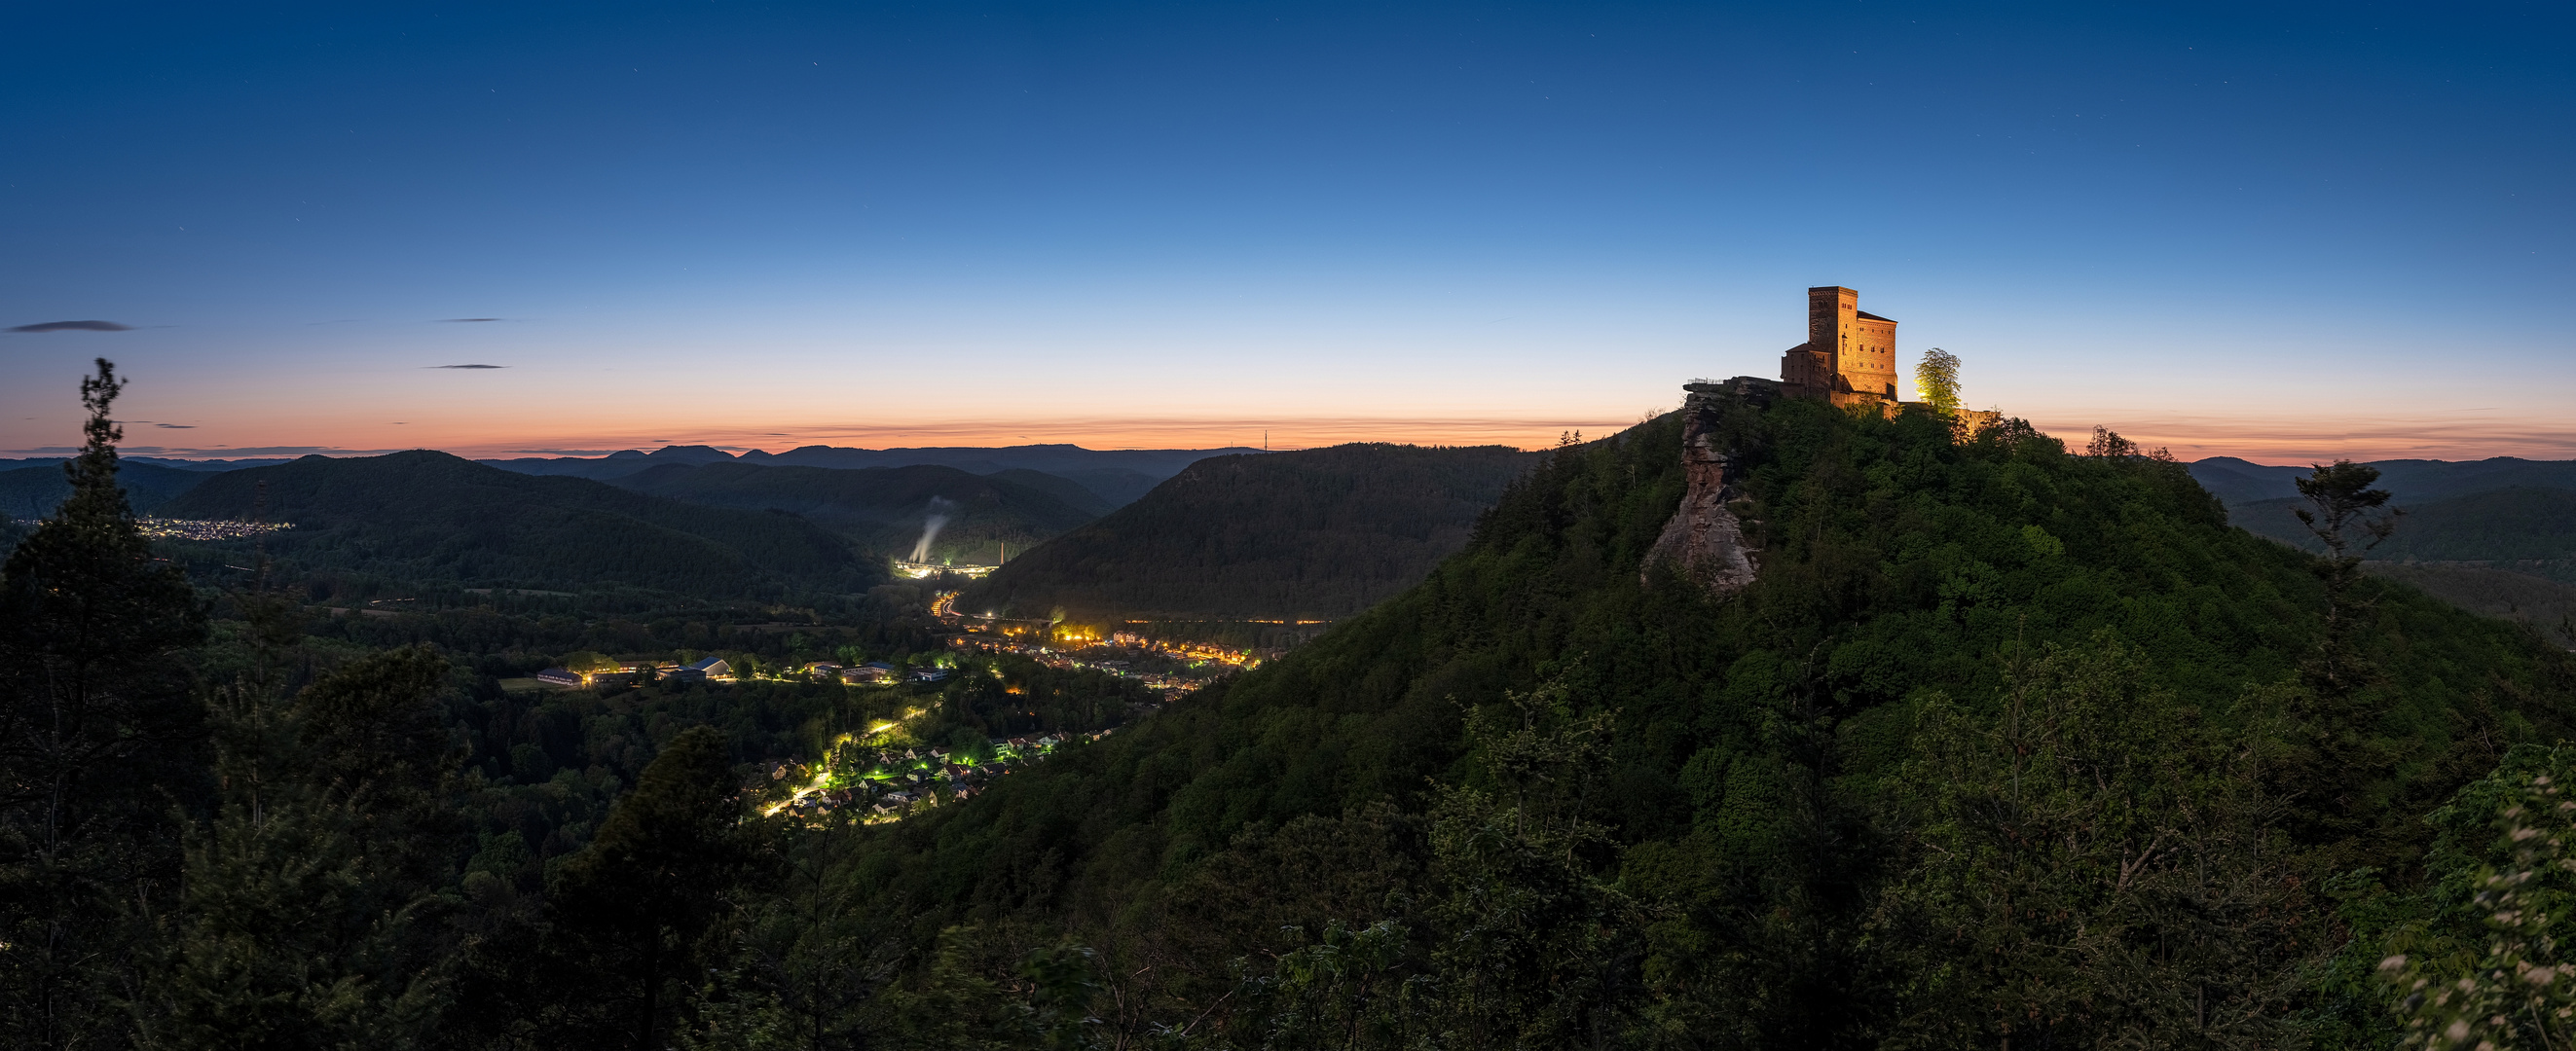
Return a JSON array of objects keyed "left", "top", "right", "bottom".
[{"left": 1780, "top": 285, "right": 1899, "bottom": 408}]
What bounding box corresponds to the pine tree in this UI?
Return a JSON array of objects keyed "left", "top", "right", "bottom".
[
  {"left": 2284, "top": 460, "right": 2407, "bottom": 856},
  {"left": 0, "top": 358, "right": 207, "bottom": 1049},
  {"left": 2296, "top": 458, "right": 2401, "bottom": 679}
]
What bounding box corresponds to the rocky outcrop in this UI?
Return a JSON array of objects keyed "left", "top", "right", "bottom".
[{"left": 1642, "top": 379, "right": 1771, "bottom": 594}]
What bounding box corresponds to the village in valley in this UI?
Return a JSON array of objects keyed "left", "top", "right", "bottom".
[{"left": 517, "top": 588, "right": 1281, "bottom": 824}]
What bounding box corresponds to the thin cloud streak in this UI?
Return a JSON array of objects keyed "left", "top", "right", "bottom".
[{"left": 9, "top": 320, "right": 131, "bottom": 332}]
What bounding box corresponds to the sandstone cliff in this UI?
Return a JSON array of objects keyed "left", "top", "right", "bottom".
[{"left": 1642, "top": 380, "right": 1769, "bottom": 593}]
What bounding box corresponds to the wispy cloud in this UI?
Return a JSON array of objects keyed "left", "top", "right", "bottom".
[
  {"left": 504, "top": 449, "right": 624, "bottom": 456},
  {"left": 154, "top": 423, "right": 195, "bottom": 429},
  {"left": 429, "top": 364, "right": 507, "bottom": 369},
  {"left": 435, "top": 317, "right": 503, "bottom": 323},
  {"left": 9, "top": 320, "right": 131, "bottom": 333}
]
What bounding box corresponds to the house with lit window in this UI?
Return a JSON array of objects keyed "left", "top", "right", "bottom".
[{"left": 666, "top": 656, "right": 733, "bottom": 684}]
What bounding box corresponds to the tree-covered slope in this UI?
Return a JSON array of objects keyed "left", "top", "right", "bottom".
[
  {"left": 982, "top": 468, "right": 1116, "bottom": 519},
  {"left": 156, "top": 451, "right": 870, "bottom": 598},
  {"left": 0, "top": 460, "right": 211, "bottom": 518},
  {"left": 957, "top": 443, "right": 1541, "bottom": 621},
  {"left": 2233, "top": 486, "right": 2576, "bottom": 582},
  {"left": 2365, "top": 562, "right": 2576, "bottom": 647},
  {"left": 831, "top": 397, "right": 2576, "bottom": 1045},
  {"left": 606, "top": 461, "right": 1102, "bottom": 562}
]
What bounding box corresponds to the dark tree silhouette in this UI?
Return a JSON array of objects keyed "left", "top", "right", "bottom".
[
  {"left": 546, "top": 726, "right": 755, "bottom": 1050},
  {"left": 0, "top": 358, "right": 206, "bottom": 1049}
]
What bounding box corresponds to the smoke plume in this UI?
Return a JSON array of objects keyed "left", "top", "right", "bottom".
[{"left": 910, "top": 497, "right": 957, "bottom": 562}]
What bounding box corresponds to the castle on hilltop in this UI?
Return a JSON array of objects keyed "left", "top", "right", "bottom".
[
  {"left": 1648, "top": 285, "right": 2002, "bottom": 595},
  {"left": 1781, "top": 285, "right": 1899, "bottom": 408}
]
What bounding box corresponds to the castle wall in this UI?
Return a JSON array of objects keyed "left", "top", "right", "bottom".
[
  {"left": 1781, "top": 344, "right": 1832, "bottom": 396},
  {"left": 1845, "top": 315, "right": 1898, "bottom": 401}
]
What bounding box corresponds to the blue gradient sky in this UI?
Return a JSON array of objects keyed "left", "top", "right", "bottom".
[{"left": 3, "top": 1, "right": 2568, "bottom": 459}]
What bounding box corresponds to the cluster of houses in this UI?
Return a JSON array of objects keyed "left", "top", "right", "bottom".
[
  {"left": 949, "top": 633, "right": 1197, "bottom": 693},
  {"left": 1106, "top": 631, "right": 1265, "bottom": 668},
  {"left": 763, "top": 733, "right": 1082, "bottom": 821},
  {"left": 797, "top": 660, "right": 951, "bottom": 686},
  {"left": 534, "top": 655, "right": 961, "bottom": 691},
  {"left": 535, "top": 656, "right": 732, "bottom": 689}
]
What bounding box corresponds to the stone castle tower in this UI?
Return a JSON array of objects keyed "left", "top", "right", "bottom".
[{"left": 1781, "top": 286, "right": 1898, "bottom": 408}]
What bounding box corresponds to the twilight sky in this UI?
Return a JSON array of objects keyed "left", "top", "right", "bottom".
[{"left": 3, "top": 1, "right": 2569, "bottom": 461}]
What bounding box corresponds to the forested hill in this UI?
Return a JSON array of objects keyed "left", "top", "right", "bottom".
[
  {"left": 482, "top": 442, "right": 1246, "bottom": 507},
  {"left": 836, "top": 397, "right": 2575, "bottom": 1045},
  {"left": 155, "top": 450, "right": 871, "bottom": 598},
  {"left": 956, "top": 443, "right": 1542, "bottom": 621},
  {"left": 2230, "top": 486, "right": 2576, "bottom": 579},
  {"left": 2200, "top": 457, "right": 2576, "bottom": 637},
  {"left": 606, "top": 461, "right": 1104, "bottom": 562},
  {"left": 0, "top": 459, "right": 209, "bottom": 518}
]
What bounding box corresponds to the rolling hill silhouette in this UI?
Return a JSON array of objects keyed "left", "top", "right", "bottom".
[
  {"left": 156, "top": 450, "right": 868, "bottom": 598},
  {"left": 959, "top": 443, "right": 1541, "bottom": 622}
]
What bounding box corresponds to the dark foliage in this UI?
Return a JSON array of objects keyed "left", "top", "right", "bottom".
[
  {"left": 2363, "top": 562, "right": 2576, "bottom": 648},
  {"left": 130, "top": 644, "right": 466, "bottom": 1050},
  {"left": 541, "top": 726, "right": 759, "bottom": 1050},
  {"left": 156, "top": 451, "right": 873, "bottom": 599},
  {"left": 961, "top": 443, "right": 1540, "bottom": 622}
]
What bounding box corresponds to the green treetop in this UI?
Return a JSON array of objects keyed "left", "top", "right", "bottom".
[{"left": 1914, "top": 346, "right": 1962, "bottom": 416}]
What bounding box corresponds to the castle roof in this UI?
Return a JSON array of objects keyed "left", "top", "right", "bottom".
[{"left": 1854, "top": 310, "right": 1896, "bottom": 323}]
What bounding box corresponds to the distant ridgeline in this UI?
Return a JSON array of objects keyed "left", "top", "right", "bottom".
[
  {"left": 955, "top": 443, "right": 1542, "bottom": 623},
  {"left": 0, "top": 442, "right": 1275, "bottom": 581},
  {"left": 602, "top": 461, "right": 1104, "bottom": 566},
  {"left": 0, "top": 459, "right": 215, "bottom": 518},
  {"left": 832, "top": 381, "right": 2576, "bottom": 1043},
  {"left": 152, "top": 451, "right": 874, "bottom": 599},
  {"left": 477, "top": 442, "right": 1263, "bottom": 509}
]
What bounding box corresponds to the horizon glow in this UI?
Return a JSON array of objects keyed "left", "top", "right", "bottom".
[{"left": 3, "top": 2, "right": 2569, "bottom": 465}]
